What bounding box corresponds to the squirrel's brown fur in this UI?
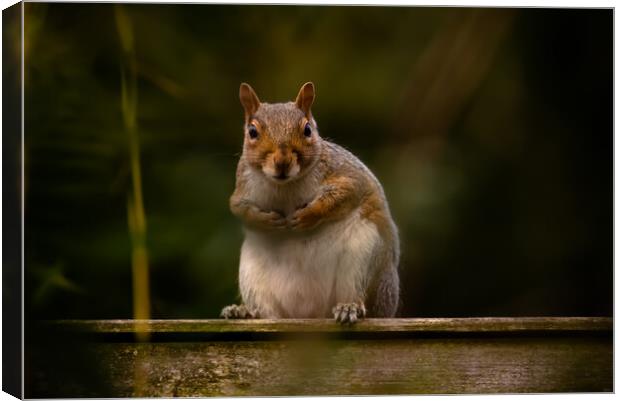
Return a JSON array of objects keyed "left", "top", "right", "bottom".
[{"left": 221, "top": 82, "right": 400, "bottom": 324}]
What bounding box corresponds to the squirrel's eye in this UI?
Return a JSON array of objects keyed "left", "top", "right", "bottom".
[
  {"left": 303, "top": 122, "right": 312, "bottom": 138},
  {"left": 248, "top": 125, "right": 258, "bottom": 139}
]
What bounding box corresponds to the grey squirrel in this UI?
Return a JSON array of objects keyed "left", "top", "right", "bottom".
[{"left": 220, "top": 82, "right": 400, "bottom": 324}]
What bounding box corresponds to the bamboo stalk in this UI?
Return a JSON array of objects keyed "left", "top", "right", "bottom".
[
  {"left": 115, "top": 7, "right": 151, "bottom": 396},
  {"left": 115, "top": 5, "right": 150, "bottom": 338}
]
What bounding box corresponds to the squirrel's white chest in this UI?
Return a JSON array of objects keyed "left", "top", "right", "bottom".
[{"left": 238, "top": 210, "right": 379, "bottom": 318}]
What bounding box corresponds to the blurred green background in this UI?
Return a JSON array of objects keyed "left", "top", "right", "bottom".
[{"left": 21, "top": 4, "right": 612, "bottom": 319}]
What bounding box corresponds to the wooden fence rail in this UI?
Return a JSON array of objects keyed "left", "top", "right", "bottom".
[{"left": 27, "top": 317, "right": 613, "bottom": 397}]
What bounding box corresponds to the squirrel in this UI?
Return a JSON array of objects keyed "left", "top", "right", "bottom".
[{"left": 220, "top": 82, "right": 400, "bottom": 324}]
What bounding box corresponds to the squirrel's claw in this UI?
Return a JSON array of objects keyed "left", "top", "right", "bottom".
[
  {"left": 220, "top": 304, "right": 257, "bottom": 319},
  {"left": 332, "top": 302, "right": 366, "bottom": 325}
]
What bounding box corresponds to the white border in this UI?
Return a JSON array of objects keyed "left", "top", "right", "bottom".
[{"left": 0, "top": 1, "right": 615, "bottom": 401}]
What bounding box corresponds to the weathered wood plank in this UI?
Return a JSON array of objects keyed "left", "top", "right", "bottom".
[
  {"left": 30, "top": 337, "right": 612, "bottom": 396},
  {"left": 52, "top": 317, "right": 612, "bottom": 336},
  {"left": 27, "top": 318, "right": 613, "bottom": 397}
]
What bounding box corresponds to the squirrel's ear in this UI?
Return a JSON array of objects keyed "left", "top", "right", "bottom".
[
  {"left": 295, "top": 82, "right": 315, "bottom": 117},
  {"left": 239, "top": 83, "right": 261, "bottom": 120}
]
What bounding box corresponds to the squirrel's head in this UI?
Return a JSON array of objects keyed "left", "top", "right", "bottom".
[{"left": 238, "top": 82, "right": 322, "bottom": 184}]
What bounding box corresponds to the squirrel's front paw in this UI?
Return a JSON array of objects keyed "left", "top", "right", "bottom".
[
  {"left": 246, "top": 205, "right": 287, "bottom": 230},
  {"left": 332, "top": 302, "right": 366, "bottom": 325},
  {"left": 290, "top": 205, "right": 321, "bottom": 231},
  {"left": 220, "top": 304, "right": 257, "bottom": 319},
  {"left": 261, "top": 210, "right": 287, "bottom": 230}
]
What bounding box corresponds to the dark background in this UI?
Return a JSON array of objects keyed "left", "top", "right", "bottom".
[{"left": 21, "top": 4, "right": 612, "bottom": 320}]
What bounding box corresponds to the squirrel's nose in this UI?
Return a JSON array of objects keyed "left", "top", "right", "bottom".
[
  {"left": 274, "top": 147, "right": 292, "bottom": 168},
  {"left": 274, "top": 159, "right": 291, "bottom": 173}
]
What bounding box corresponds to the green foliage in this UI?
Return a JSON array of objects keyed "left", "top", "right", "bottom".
[{"left": 23, "top": 4, "right": 612, "bottom": 319}]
